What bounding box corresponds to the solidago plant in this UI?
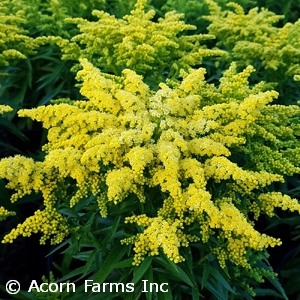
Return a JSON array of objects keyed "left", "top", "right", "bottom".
[
  {"left": 2, "top": 0, "right": 300, "bottom": 298},
  {"left": 60, "top": 0, "right": 226, "bottom": 85},
  {"left": 1, "top": 57, "right": 300, "bottom": 295},
  {"left": 0, "top": 1, "right": 37, "bottom": 67},
  {"left": 4, "top": 0, "right": 106, "bottom": 38},
  {"left": 0, "top": 105, "right": 16, "bottom": 221},
  {"left": 204, "top": 0, "right": 300, "bottom": 103}
]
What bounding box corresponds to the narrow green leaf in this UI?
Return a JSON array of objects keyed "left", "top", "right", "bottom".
[
  {"left": 96, "top": 244, "right": 127, "bottom": 283},
  {"left": 257, "top": 261, "right": 288, "bottom": 300},
  {"left": 57, "top": 265, "right": 93, "bottom": 283},
  {"left": 58, "top": 207, "right": 80, "bottom": 218},
  {"left": 254, "top": 288, "right": 285, "bottom": 298},
  {"left": 74, "top": 195, "right": 96, "bottom": 211},
  {"left": 0, "top": 118, "right": 28, "bottom": 141},
  {"left": 202, "top": 261, "right": 210, "bottom": 289},
  {"left": 87, "top": 232, "right": 105, "bottom": 251},
  {"left": 145, "top": 266, "right": 153, "bottom": 300},
  {"left": 46, "top": 238, "right": 70, "bottom": 257},
  {"left": 132, "top": 256, "right": 153, "bottom": 284},
  {"left": 156, "top": 273, "right": 173, "bottom": 300},
  {"left": 73, "top": 250, "right": 94, "bottom": 261},
  {"left": 112, "top": 258, "right": 134, "bottom": 269},
  {"left": 104, "top": 215, "right": 121, "bottom": 244},
  {"left": 83, "top": 249, "right": 97, "bottom": 276},
  {"left": 209, "top": 267, "right": 235, "bottom": 293},
  {"left": 38, "top": 81, "right": 65, "bottom": 106},
  {"left": 201, "top": 278, "right": 224, "bottom": 299},
  {"left": 83, "top": 212, "right": 97, "bottom": 234},
  {"left": 184, "top": 247, "right": 193, "bottom": 275},
  {"left": 155, "top": 255, "right": 195, "bottom": 287},
  {"left": 192, "top": 287, "right": 201, "bottom": 300},
  {"left": 25, "top": 58, "right": 32, "bottom": 88},
  {"left": 266, "top": 276, "right": 288, "bottom": 300}
]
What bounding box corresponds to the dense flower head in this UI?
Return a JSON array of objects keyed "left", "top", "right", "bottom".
[
  {"left": 1, "top": 56, "right": 300, "bottom": 270},
  {"left": 0, "top": 105, "right": 13, "bottom": 114},
  {"left": 2, "top": 206, "right": 69, "bottom": 245}
]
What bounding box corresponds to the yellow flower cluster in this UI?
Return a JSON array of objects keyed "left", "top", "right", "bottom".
[
  {"left": 123, "top": 215, "right": 192, "bottom": 265},
  {"left": 204, "top": 156, "right": 284, "bottom": 193},
  {"left": 0, "top": 206, "right": 16, "bottom": 221},
  {"left": 0, "top": 105, "right": 13, "bottom": 114},
  {"left": 0, "top": 155, "right": 56, "bottom": 205},
  {"left": 257, "top": 192, "right": 300, "bottom": 217},
  {"left": 2, "top": 206, "right": 69, "bottom": 245},
  {"left": 2, "top": 58, "right": 300, "bottom": 269}
]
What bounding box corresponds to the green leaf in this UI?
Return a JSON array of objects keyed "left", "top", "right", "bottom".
[
  {"left": 257, "top": 262, "right": 288, "bottom": 300},
  {"left": 57, "top": 265, "right": 94, "bottom": 283},
  {"left": 73, "top": 250, "right": 94, "bottom": 261},
  {"left": 36, "top": 64, "right": 64, "bottom": 90},
  {"left": 254, "top": 288, "right": 285, "bottom": 298},
  {"left": 183, "top": 246, "right": 193, "bottom": 276},
  {"left": 58, "top": 207, "right": 80, "bottom": 218},
  {"left": 104, "top": 215, "right": 121, "bottom": 244},
  {"left": 86, "top": 231, "right": 106, "bottom": 251},
  {"left": 37, "top": 81, "right": 65, "bottom": 106},
  {"left": 96, "top": 244, "right": 127, "bottom": 283},
  {"left": 209, "top": 266, "right": 235, "bottom": 293},
  {"left": 83, "top": 212, "right": 97, "bottom": 234},
  {"left": 145, "top": 266, "right": 153, "bottom": 300},
  {"left": 25, "top": 58, "right": 32, "bottom": 89},
  {"left": 196, "top": 275, "right": 224, "bottom": 300},
  {"left": 192, "top": 287, "right": 201, "bottom": 300},
  {"left": 46, "top": 238, "right": 71, "bottom": 257},
  {"left": 74, "top": 194, "right": 96, "bottom": 211},
  {"left": 266, "top": 276, "right": 288, "bottom": 300},
  {"left": 83, "top": 249, "right": 97, "bottom": 276},
  {"left": 132, "top": 256, "right": 153, "bottom": 284},
  {"left": 112, "top": 257, "right": 134, "bottom": 269},
  {"left": 156, "top": 273, "right": 173, "bottom": 300},
  {"left": 0, "top": 118, "right": 28, "bottom": 141},
  {"left": 154, "top": 255, "right": 195, "bottom": 288},
  {"left": 202, "top": 260, "right": 210, "bottom": 289}
]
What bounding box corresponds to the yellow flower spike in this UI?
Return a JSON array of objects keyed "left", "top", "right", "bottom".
[
  {"left": 180, "top": 158, "right": 206, "bottom": 189},
  {"left": 258, "top": 192, "right": 300, "bottom": 217},
  {"left": 125, "top": 146, "right": 154, "bottom": 174},
  {"left": 122, "top": 216, "right": 185, "bottom": 265},
  {"left": 0, "top": 206, "right": 16, "bottom": 221},
  {"left": 188, "top": 137, "right": 231, "bottom": 157},
  {"left": 294, "top": 75, "right": 300, "bottom": 81},
  {"left": 0, "top": 105, "right": 13, "bottom": 114},
  {"left": 2, "top": 207, "right": 69, "bottom": 245}
]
